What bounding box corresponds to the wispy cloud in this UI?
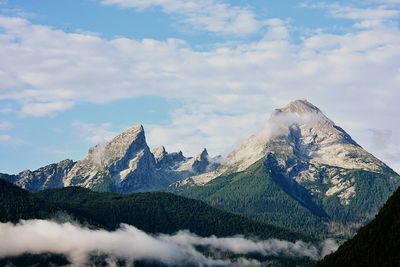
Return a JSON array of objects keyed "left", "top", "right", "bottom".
[
  {"left": 72, "top": 122, "right": 117, "bottom": 144},
  {"left": 0, "top": 0, "right": 36, "bottom": 19},
  {"left": 0, "top": 120, "right": 17, "bottom": 144},
  {"left": 0, "top": 219, "right": 338, "bottom": 266},
  {"left": 20, "top": 101, "right": 74, "bottom": 117},
  {"left": 368, "top": 0, "right": 400, "bottom": 4},
  {"left": 367, "top": 128, "right": 400, "bottom": 170},
  {"left": 100, "top": 0, "right": 263, "bottom": 35},
  {"left": 300, "top": 2, "right": 399, "bottom": 29},
  {"left": 0, "top": 134, "right": 13, "bottom": 142},
  {"left": 0, "top": 120, "right": 12, "bottom": 130}
]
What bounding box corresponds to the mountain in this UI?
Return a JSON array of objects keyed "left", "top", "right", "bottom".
[
  {"left": 317, "top": 185, "right": 400, "bottom": 267},
  {"left": 226, "top": 100, "right": 391, "bottom": 175},
  {"left": 0, "top": 125, "right": 217, "bottom": 193},
  {"left": 170, "top": 100, "right": 400, "bottom": 237}
]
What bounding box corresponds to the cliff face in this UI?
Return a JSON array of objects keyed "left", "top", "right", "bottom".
[
  {"left": 0, "top": 159, "right": 76, "bottom": 192},
  {"left": 63, "top": 124, "right": 167, "bottom": 192}
]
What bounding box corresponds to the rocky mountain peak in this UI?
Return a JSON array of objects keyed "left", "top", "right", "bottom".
[
  {"left": 86, "top": 124, "right": 147, "bottom": 167},
  {"left": 63, "top": 124, "right": 159, "bottom": 191},
  {"left": 196, "top": 148, "right": 208, "bottom": 160},
  {"left": 177, "top": 148, "right": 218, "bottom": 174},
  {"left": 277, "top": 99, "right": 321, "bottom": 115},
  {"left": 226, "top": 99, "right": 388, "bottom": 175},
  {"left": 152, "top": 146, "right": 187, "bottom": 169},
  {"left": 153, "top": 146, "right": 168, "bottom": 162}
]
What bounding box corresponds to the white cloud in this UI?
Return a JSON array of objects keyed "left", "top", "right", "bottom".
[
  {"left": 369, "top": 128, "right": 392, "bottom": 150},
  {"left": 332, "top": 4, "right": 397, "bottom": 20},
  {"left": 0, "top": 14, "right": 399, "bottom": 171},
  {"left": 368, "top": 0, "right": 400, "bottom": 4},
  {"left": 0, "top": 120, "right": 12, "bottom": 130},
  {"left": 366, "top": 128, "right": 400, "bottom": 171},
  {"left": 146, "top": 101, "right": 270, "bottom": 156},
  {"left": 0, "top": 121, "right": 14, "bottom": 143},
  {"left": 101, "top": 0, "right": 262, "bottom": 35},
  {"left": 0, "top": 134, "right": 12, "bottom": 142},
  {"left": 0, "top": 219, "right": 338, "bottom": 266},
  {"left": 72, "top": 122, "right": 117, "bottom": 144},
  {"left": 300, "top": 2, "right": 399, "bottom": 29},
  {"left": 20, "top": 101, "right": 74, "bottom": 117}
]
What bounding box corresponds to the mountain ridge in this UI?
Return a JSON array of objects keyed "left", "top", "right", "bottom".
[
  {"left": 0, "top": 125, "right": 218, "bottom": 193},
  {"left": 1, "top": 99, "right": 399, "bottom": 238}
]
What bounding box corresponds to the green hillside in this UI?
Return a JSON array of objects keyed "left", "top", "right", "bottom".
[
  {"left": 34, "top": 185, "right": 305, "bottom": 240},
  {"left": 171, "top": 160, "right": 328, "bottom": 237},
  {"left": 170, "top": 158, "right": 399, "bottom": 238},
  {"left": 0, "top": 179, "right": 58, "bottom": 222},
  {"left": 317, "top": 185, "right": 400, "bottom": 267},
  {"left": 0, "top": 178, "right": 306, "bottom": 240}
]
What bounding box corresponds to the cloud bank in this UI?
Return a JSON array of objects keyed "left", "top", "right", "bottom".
[{"left": 0, "top": 220, "right": 338, "bottom": 266}]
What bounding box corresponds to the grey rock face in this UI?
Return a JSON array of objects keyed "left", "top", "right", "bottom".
[
  {"left": 192, "top": 148, "right": 212, "bottom": 173},
  {"left": 153, "top": 146, "right": 220, "bottom": 182},
  {"left": 153, "top": 146, "right": 186, "bottom": 170},
  {"left": 177, "top": 148, "right": 220, "bottom": 175},
  {"left": 8, "top": 159, "right": 76, "bottom": 192},
  {"left": 64, "top": 124, "right": 170, "bottom": 192}
]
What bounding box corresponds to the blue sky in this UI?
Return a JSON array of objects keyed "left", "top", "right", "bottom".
[{"left": 0, "top": 0, "right": 400, "bottom": 173}]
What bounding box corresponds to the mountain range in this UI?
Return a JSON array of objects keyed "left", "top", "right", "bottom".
[
  {"left": 1, "top": 99, "right": 399, "bottom": 239},
  {"left": 0, "top": 125, "right": 219, "bottom": 193}
]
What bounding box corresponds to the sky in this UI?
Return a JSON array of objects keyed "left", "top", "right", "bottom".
[{"left": 0, "top": 0, "right": 399, "bottom": 174}]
